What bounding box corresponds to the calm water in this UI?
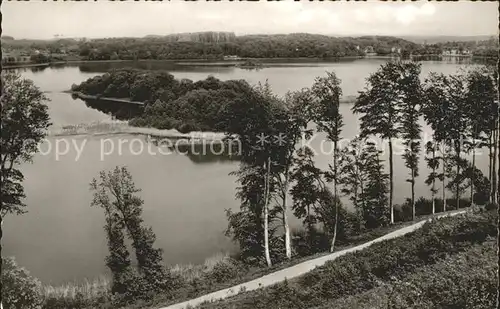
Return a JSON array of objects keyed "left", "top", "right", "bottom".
[{"left": 3, "top": 58, "right": 486, "bottom": 285}]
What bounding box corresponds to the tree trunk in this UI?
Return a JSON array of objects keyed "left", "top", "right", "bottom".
[
  {"left": 411, "top": 168, "right": 415, "bottom": 220},
  {"left": 263, "top": 158, "right": 272, "bottom": 267},
  {"left": 471, "top": 143, "right": 476, "bottom": 206},
  {"left": 489, "top": 132, "right": 493, "bottom": 202},
  {"left": 282, "top": 174, "right": 291, "bottom": 260},
  {"left": 497, "top": 114, "right": 500, "bottom": 203},
  {"left": 330, "top": 203, "right": 338, "bottom": 253},
  {"left": 388, "top": 138, "right": 394, "bottom": 224},
  {"left": 0, "top": 223, "right": 2, "bottom": 309},
  {"left": 431, "top": 146, "right": 436, "bottom": 214},
  {"left": 456, "top": 144, "right": 461, "bottom": 209},
  {"left": 330, "top": 140, "right": 339, "bottom": 252},
  {"left": 443, "top": 149, "right": 447, "bottom": 212},
  {"left": 493, "top": 125, "right": 498, "bottom": 204},
  {"left": 498, "top": 120, "right": 500, "bottom": 204}
]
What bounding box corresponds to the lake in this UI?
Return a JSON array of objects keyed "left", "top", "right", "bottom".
[{"left": 3, "top": 58, "right": 486, "bottom": 285}]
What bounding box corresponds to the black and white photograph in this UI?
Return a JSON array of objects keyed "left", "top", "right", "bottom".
[{"left": 1, "top": 1, "right": 499, "bottom": 309}]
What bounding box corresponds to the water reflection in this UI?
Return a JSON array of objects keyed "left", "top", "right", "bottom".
[
  {"left": 149, "top": 138, "right": 241, "bottom": 164},
  {"left": 177, "top": 142, "right": 240, "bottom": 164}
]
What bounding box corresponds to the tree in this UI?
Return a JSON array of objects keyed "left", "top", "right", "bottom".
[
  {"left": 223, "top": 82, "right": 283, "bottom": 267},
  {"left": 90, "top": 179, "right": 134, "bottom": 295},
  {"left": 359, "top": 141, "right": 390, "bottom": 228},
  {"left": 424, "top": 141, "right": 440, "bottom": 214},
  {"left": 398, "top": 62, "right": 423, "bottom": 220},
  {"left": 290, "top": 147, "right": 346, "bottom": 250},
  {"left": 291, "top": 146, "right": 327, "bottom": 247},
  {"left": 423, "top": 72, "right": 458, "bottom": 212},
  {"left": 1, "top": 72, "right": 50, "bottom": 289},
  {"left": 338, "top": 137, "right": 367, "bottom": 227},
  {"left": 352, "top": 61, "right": 401, "bottom": 224},
  {"left": 1, "top": 257, "right": 43, "bottom": 309},
  {"left": 436, "top": 73, "right": 470, "bottom": 209},
  {"left": 464, "top": 67, "right": 498, "bottom": 205},
  {"left": 272, "top": 90, "right": 312, "bottom": 259},
  {"left": 90, "top": 166, "right": 174, "bottom": 295},
  {"left": 309, "top": 71, "right": 344, "bottom": 251},
  {"left": 226, "top": 164, "right": 268, "bottom": 265}
]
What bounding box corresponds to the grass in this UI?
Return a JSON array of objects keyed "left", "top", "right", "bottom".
[
  {"left": 314, "top": 239, "right": 498, "bottom": 309},
  {"left": 43, "top": 276, "right": 110, "bottom": 303}
]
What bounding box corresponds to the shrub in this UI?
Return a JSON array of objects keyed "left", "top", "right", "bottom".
[
  {"left": 323, "top": 241, "right": 497, "bottom": 309},
  {"left": 1, "top": 257, "right": 43, "bottom": 309},
  {"left": 196, "top": 209, "right": 497, "bottom": 309},
  {"left": 485, "top": 202, "right": 497, "bottom": 211},
  {"left": 291, "top": 226, "right": 330, "bottom": 256},
  {"left": 203, "top": 258, "right": 241, "bottom": 284}
]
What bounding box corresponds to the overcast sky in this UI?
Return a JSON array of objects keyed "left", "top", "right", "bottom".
[{"left": 3, "top": 1, "right": 498, "bottom": 40}]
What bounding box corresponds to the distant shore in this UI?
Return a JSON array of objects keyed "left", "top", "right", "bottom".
[{"left": 3, "top": 54, "right": 494, "bottom": 70}]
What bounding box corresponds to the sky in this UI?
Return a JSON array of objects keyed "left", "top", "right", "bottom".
[{"left": 2, "top": 1, "right": 498, "bottom": 40}]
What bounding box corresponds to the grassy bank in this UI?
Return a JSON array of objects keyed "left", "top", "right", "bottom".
[
  {"left": 315, "top": 239, "right": 497, "bottom": 309},
  {"left": 192, "top": 207, "right": 496, "bottom": 309}
]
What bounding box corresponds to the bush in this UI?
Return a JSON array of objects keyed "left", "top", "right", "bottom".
[
  {"left": 291, "top": 226, "right": 331, "bottom": 257},
  {"left": 485, "top": 202, "right": 497, "bottom": 211},
  {"left": 1, "top": 257, "right": 43, "bottom": 309},
  {"left": 322, "top": 241, "right": 497, "bottom": 309},
  {"left": 196, "top": 209, "right": 497, "bottom": 309},
  {"left": 203, "top": 258, "right": 241, "bottom": 284}
]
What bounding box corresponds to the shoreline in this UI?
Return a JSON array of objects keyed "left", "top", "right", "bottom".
[
  {"left": 48, "top": 121, "right": 229, "bottom": 142},
  {"left": 4, "top": 54, "right": 494, "bottom": 70}
]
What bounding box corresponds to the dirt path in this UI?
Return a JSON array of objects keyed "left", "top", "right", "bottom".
[{"left": 161, "top": 210, "right": 466, "bottom": 309}]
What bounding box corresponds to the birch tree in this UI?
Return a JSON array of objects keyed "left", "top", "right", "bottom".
[
  {"left": 310, "top": 71, "right": 344, "bottom": 251},
  {"left": 353, "top": 62, "right": 401, "bottom": 224},
  {"left": 424, "top": 141, "right": 440, "bottom": 214},
  {"left": 398, "top": 62, "right": 423, "bottom": 220},
  {"left": 272, "top": 90, "right": 312, "bottom": 259}
]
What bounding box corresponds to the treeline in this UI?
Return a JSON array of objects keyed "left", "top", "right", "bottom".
[
  {"left": 3, "top": 33, "right": 498, "bottom": 62},
  {"left": 409, "top": 38, "right": 499, "bottom": 57},
  {"left": 74, "top": 34, "right": 419, "bottom": 60},
  {"left": 145, "top": 31, "right": 237, "bottom": 43},
  {"left": 3, "top": 34, "right": 421, "bottom": 61},
  {"left": 221, "top": 61, "right": 498, "bottom": 267}
]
